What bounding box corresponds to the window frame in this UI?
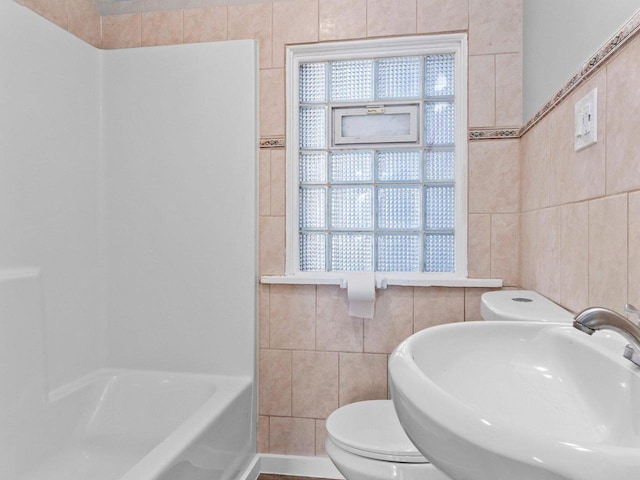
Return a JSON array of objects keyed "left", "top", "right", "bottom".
[{"left": 283, "top": 34, "right": 471, "bottom": 285}]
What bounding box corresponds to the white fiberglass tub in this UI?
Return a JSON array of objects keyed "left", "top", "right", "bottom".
[{"left": 13, "top": 369, "right": 253, "bottom": 480}]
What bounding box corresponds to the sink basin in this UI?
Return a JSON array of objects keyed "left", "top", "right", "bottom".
[{"left": 389, "top": 321, "right": 640, "bottom": 480}]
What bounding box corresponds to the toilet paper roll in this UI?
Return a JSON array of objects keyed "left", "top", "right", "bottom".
[{"left": 346, "top": 272, "right": 376, "bottom": 319}]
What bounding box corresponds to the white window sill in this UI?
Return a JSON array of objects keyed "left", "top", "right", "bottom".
[{"left": 260, "top": 274, "right": 502, "bottom": 289}]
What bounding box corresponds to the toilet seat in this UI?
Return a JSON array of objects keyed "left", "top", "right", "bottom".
[{"left": 325, "top": 400, "right": 428, "bottom": 464}]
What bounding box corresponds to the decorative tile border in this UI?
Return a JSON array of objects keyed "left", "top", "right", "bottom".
[
  {"left": 273, "top": 8, "right": 640, "bottom": 146},
  {"left": 469, "top": 128, "right": 520, "bottom": 140},
  {"left": 519, "top": 9, "right": 640, "bottom": 138},
  {"left": 260, "top": 137, "right": 285, "bottom": 149},
  {"left": 469, "top": 9, "right": 640, "bottom": 141}
]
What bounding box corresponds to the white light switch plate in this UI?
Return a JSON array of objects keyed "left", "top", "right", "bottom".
[{"left": 574, "top": 88, "right": 597, "bottom": 151}]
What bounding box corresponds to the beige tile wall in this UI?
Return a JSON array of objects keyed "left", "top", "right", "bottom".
[
  {"left": 259, "top": 284, "right": 497, "bottom": 455},
  {"left": 20, "top": 0, "right": 523, "bottom": 456},
  {"left": 19, "top": 0, "right": 102, "bottom": 46},
  {"left": 520, "top": 34, "right": 640, "bottom": 316}
]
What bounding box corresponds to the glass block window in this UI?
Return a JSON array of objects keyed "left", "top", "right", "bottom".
[
  {"left": 291, "top": 37, "right": 465, "bottom": 276},
  {"left": 331, "top": 60, "right": 374, "bottom": 102}
]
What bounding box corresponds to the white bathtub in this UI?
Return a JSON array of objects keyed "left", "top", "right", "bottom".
[{"left": 13, "top": 369, "right": 254, "bottom": 480}]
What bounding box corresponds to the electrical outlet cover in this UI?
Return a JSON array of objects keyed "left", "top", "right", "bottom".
[{"left": 574, "top": 88, "right": 598, "bottom": 151}]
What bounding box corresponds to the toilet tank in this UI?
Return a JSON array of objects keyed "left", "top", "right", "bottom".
[{"left": 481, "top": 290, "right": 574, "bottom": 323}]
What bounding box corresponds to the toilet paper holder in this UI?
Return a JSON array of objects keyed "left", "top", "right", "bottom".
[
  {"left": 338, "top": 274, "right": 387, "bottom": 319},
  {"left": 339, "top": 276, "right": 388, "bottom": 290}
]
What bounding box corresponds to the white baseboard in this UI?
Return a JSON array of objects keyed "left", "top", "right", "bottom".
[
  {"left": 236, "top": 454, "right": 344, "bottom": 480},
  {"left": 236, "top": 454, "right": 262, "bottom": 480}
]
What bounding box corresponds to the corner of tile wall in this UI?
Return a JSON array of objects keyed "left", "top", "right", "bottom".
[{"left": 519, "top": 25, "right": 640, "bottom": 316}]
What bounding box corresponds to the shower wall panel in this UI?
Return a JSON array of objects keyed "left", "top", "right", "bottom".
[
  {"left": 0, "top": 0, "right": 105, "bottom": 390},
  {"left": 102, "top": 41, "right": 258, "bottom": 378}
]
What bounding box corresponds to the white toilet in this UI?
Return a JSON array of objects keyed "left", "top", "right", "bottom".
[{"left": 325, "top": 290, "right": 573, "bottom": 480}]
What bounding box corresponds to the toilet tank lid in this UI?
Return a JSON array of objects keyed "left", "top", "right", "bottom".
[
  {"left": 481, "top": 290, "right": 574, "bottom": 323},
  {"left": 326, "top": 400, "right": 428, "bottom": 463}
]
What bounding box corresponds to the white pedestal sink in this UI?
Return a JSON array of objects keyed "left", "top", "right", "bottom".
[{"left": 389, "top": 321, "right": 640, "bottom": 480}]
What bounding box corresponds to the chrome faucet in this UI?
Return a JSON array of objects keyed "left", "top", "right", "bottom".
[{"left": 573, "top": 307, "right": 640, "bottom": 367}]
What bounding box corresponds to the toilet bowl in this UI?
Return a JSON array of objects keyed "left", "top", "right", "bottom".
[
  {"left": 325, "top": 290, "right": 573, "bottom": 480},
  {"left": 325, "top": 400, "right": 451, "bottom": 480}
]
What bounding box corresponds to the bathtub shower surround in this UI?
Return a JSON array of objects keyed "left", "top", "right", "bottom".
[
  {"left": 0, "top": 1, "right": 257, "bottom": 478},
  {"left": 0, "top": 271, "right": 48, "bottom": 478},
  {"left": 102, "top": 41, "right": 257, "bottom": 377}
]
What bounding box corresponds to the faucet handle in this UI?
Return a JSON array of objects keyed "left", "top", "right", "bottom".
[
  {"left": 625, "top": 304, "right": 640, "bottom": 322},
  {"left": 624, "top": 344, "right": 640, "bottom": 367}
]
